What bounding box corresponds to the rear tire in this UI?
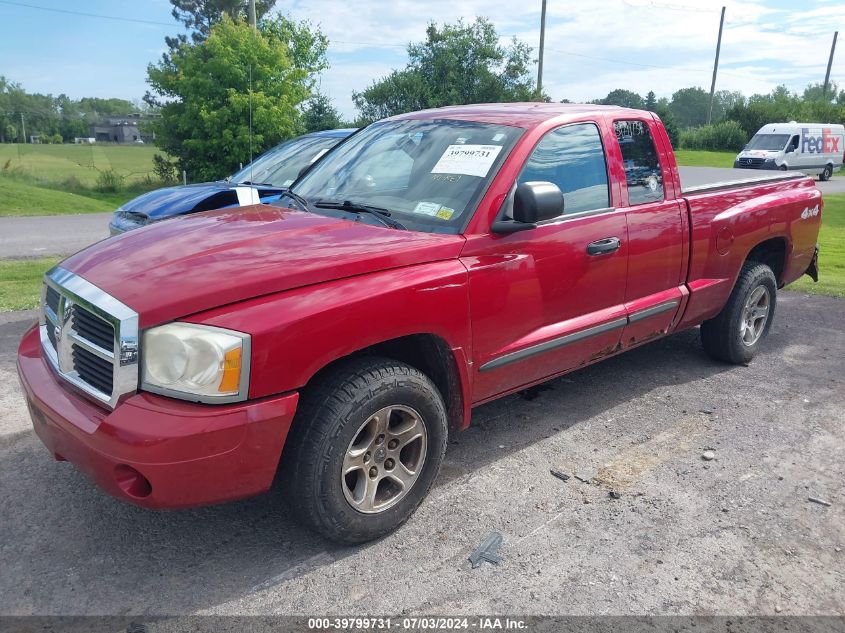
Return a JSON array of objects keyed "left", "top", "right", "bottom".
[
  {"left": 280, "top": 356, "right": 448, "bottom": 544},
  {"left": 819, "top": 164, "right": 832, "bottom": 181},
  {"left": 701, "top": 261, "right": 777, "bottom": 364}
]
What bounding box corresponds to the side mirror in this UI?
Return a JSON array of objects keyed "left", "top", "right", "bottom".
[
  {"left": 492, "top": 181, "right": 564, "bottom": 233},
  {"left": 513, "top": 181, "right": 564, "bottom": 223},
  {"left": 785, "top": 146, "right": 794, "bottom": 153}
]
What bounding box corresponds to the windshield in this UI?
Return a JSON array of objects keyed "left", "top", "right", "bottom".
[
  {"left": 745, "top": 134, "right": 790, "bottom": 151},
  {"left": 288, "top": 119, "right": 523, "bottom": 233},
  {"left": 230, "top": 135, "right": 344, "bottom": 187}
]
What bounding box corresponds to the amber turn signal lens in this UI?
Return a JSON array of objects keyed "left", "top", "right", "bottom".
[{"left": 218, "top": 348, "right": 242, "bottom": 393}]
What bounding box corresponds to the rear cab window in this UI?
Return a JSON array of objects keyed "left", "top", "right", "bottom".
[{"left": 614, "top": 120, "right": 664, "bottom": 205}]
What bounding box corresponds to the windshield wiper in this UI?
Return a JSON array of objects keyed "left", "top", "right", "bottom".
[
  {"left": 280, "top": 189, "right": 313, "bottom": 212},
  {"left": 313, "top": 199, "right": 406, "bottom": 230}
]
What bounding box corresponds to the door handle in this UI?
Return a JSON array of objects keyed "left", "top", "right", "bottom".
[{"left": 586, "top": 237, "right": 621, "bottom": 256}]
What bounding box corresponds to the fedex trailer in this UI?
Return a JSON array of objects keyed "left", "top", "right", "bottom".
[{"left": 734, "top": 122, "right": 844, "bottom": 181}]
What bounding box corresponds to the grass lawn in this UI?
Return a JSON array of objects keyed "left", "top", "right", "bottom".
[
  {"left": 0, "top": 175, "right": 120, "bottom": 216},
  {"left": 790, "top": 193, "right": 845, "bottom": 298},
  {"left": 0, "top": 257, "right": 60, "bottom": 312},
  {"left": 0, "top": 143, "right": 158, "bottom": 186},
  {"left": 674, "top": 150, "right": 737, "bottom": 168}
]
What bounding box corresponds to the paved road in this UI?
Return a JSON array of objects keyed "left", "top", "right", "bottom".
[
  {"left": 816, "top": 176, "right": 845, "bottom": 194},
  {"left": 0, "top": 213, "right": 111, "bottom": 259},
  {"left": 1, "top": 174, "right": 843, "bottom": 259},
  {"left": 1, "top": 291, "right": 842, "bottom": 619}
]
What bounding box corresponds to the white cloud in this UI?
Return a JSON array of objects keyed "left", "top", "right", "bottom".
[
  {"left": 279, "top": 0, "right": 841, "bottom": 119},
  {"left": 317, "top": 59, "right": 398, "bottom": 114}
]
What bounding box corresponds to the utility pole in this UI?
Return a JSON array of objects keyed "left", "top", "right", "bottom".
[
  {"left": 20, "top": 112, "right": 26, "bottom": 144},
  {"left": 707, "top": 6, "right": 726, "bottom": 125},
  {"left": 536, "top": 0, "right": 547, "bottom": 100},
  {"left": 823, "top": 31, "right": 838, "bottom": 97},
  {"left": 248, "top": 0, "right": 256, "bottom": 30}
]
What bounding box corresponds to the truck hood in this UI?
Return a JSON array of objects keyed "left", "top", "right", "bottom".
[
  {"left": 62, "top": 205, "right": 466, "bottom": 327},
  {"left": 121, "top": 182, "right": 285, "bottom": 220}
]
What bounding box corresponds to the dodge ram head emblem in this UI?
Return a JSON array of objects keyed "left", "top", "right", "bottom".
[{"left": 56, "top": 299, "right": 75, "bottom": 373}]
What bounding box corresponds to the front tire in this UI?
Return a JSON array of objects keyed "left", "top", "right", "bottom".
[
  {"left": 819, "top": 164, "right": 832, "bottom": 181},
  {"left": 280, "top": 357, "right": 448, "bottom": 544},
  {"left": 701, "top": 261, "right": 777, "bottom": 364}
]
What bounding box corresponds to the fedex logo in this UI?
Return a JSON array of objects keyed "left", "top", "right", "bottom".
[{"left": 801, "top": 128, "right": 841, "bottom": 154}]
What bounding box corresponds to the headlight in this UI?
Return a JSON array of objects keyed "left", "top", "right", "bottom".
[{"left": 141, "top": 323, "right": 250, "bottom": 403}]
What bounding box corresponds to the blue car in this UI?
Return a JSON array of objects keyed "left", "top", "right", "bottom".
[{"left": 109, "top": 128, "right": 356, "bottom": 234}]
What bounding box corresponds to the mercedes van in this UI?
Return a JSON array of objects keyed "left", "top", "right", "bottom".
[{"left": 734, "top": 122, "right": 844, "bottom": 181}]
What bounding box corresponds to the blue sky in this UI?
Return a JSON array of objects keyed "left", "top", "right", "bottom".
[{"left": 0, "top": 0, "right": 841, "bottom": 119}]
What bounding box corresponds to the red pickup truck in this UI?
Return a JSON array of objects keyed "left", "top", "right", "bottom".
[{"left": 18, "top": 104, "right": 821, "bottom": 543}]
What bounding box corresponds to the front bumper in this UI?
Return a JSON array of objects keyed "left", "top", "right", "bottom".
[
  {"left": 733, "top": 159, "right": 780, "bottom": 170},
  {"left": 17, "top": 325, "right": 299, "bottom": 509}
]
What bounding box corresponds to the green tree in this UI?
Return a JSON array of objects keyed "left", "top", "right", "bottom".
[
  {"left": 645, "top": 90, "right": 657, "bottom": 111},
  {"left": 301, "top": 93, "right": 344, "bottom": 133},
  {"left": 0, "top": 77, "right": 153, "bottom": 143},
  {"left": 668, "top": 86, "right": 710, "bottom": 128},
  {"left": 353, "top": 18, "right": 538, "bottom": 123},
  {"left": 713, "top": 90, "right": 744, "bottom": 119},
  {"left": 146, "top": 15, "right": 327, "bottom": 181},
  {"left": 725, "top": 85, "right": 808, "bottom": 137},
  {"left": 0, "top": 76, "right": 21, "bottom": 143},
  {"left": 654, "top": 105, "right": 680, "bottom": 148},
  {"left": 165, "top": 0, "right": 278, "bottom": 50},
  {"left": 803, "top": 81, "right": 845, "bottom": 105},
  {"left": 599, "top": 88, "right": 645, "bottom": 109}
]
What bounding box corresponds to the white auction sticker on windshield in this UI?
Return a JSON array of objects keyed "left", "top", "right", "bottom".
[
  {"left": 431, "top": 144, "right": 503, "bottom": 178},
  {"left": 414, "top": 201, "right": 441, "bottom": 216}
]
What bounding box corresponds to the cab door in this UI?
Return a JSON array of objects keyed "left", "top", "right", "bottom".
[
  {"left": 462, "top": 121, "right": 629, "bottom": 403},
  {"left": 611, "top": 118, "right": 685, "bottom": 348}
]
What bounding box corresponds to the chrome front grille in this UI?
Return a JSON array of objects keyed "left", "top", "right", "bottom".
[{"left": 40, "top": 267, "right": 139, "bottom": 409}]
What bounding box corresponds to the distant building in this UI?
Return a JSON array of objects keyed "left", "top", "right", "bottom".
[{"left": 90, "top": 114, "right": 156, "bottom": 144}]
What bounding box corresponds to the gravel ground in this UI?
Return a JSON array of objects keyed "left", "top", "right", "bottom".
[{"left": 0, "top": 291, "right": 842, "bottom": 618}]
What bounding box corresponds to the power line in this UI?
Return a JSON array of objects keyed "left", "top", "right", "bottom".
[
  {"left": 0, "top": 0, "right": 829, "bottom": 96},
  {"left": 0, "top": 0, "right": 176, "bottom": 27},
  {"left": 540, "top": 46, "right": 773, "bottom": 84}
]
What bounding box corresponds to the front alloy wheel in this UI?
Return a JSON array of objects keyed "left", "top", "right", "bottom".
[
  {"left": 280, "top": 356, "right": 448, "bottom": 544},
  {"left": 342, "top": 405, "right": 427, "bottom": 513}
]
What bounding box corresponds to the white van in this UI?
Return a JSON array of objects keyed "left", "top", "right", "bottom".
[{"left": 734, "top": 122, "right": 844, "bottom": 181}]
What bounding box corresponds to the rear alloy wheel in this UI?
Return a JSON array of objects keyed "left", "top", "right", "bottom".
[
  {"left": 280, "top": 356, "right": 448, "bottom": 544},
  {"left": 738, "top": 285, "right": 771, "bottom": 347},
  {"left": 701, "top": 261, "right": 777, "bottom": 364},
  {"left": 819, "top": 165, "right": 832, "bottom": 181}
]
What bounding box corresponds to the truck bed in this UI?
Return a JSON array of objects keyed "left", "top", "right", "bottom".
[{"left": 679, "top": 166, "right": 804, "bottom": 194}]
